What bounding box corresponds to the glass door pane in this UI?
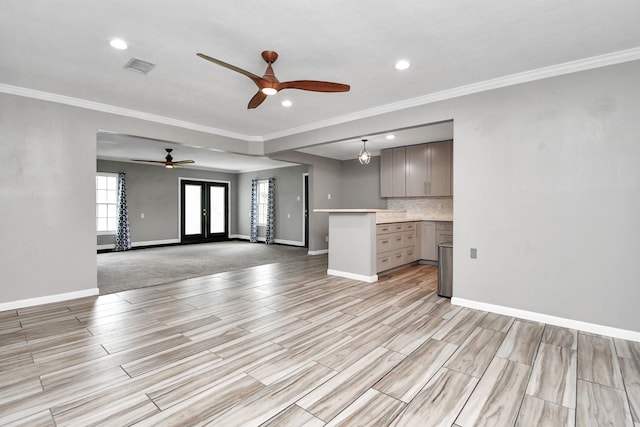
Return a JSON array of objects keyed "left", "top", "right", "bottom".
[
  {"left": 209, "top": 186, "right": 226, "bottom": 234},
  {"left": 184, "top": 184, "right": 202, "bottom": 235}
]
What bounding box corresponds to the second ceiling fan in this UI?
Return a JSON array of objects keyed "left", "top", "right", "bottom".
[{"left": 197, "top": 50, "right": 350, "bottom": 109}]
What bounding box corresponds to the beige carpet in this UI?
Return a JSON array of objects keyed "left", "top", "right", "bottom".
[{"left": 97, "top": 241, "right": 309, "bottom": 294}]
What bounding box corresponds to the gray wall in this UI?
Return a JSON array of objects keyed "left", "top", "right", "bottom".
[
  {"left": 340, "top": 157, "right": 387, "bottom": 209},
  {"left": 0, "top": 91, "right": 260, "bottom": 303},
  {"left": 266, "top": 60, "right": 640, "bottom": 333},
  {"left": 97, "top": 159, "right": 238, "bottom": 246},
  {"left": 269, "top": 151, "right": 343, "bottom": 252},
  {"left": 451, "top": 62, "right": 640, "bottom": 332},
  {"left": 236, "top": 165, "right": 308, "bottom": 243},
  {"left": 0, "top": 93, "right": 97, "bottom": 302},
  {"left": 3, "top": 59, "right": 640, "bottom": 336}
]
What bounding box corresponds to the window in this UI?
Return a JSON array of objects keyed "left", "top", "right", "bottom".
[
  {"left": 96, "top": 173, "right": 118, "bottom": 234},
  {"left": 257, "top": 179, "right": 269, "bottom": 226}
]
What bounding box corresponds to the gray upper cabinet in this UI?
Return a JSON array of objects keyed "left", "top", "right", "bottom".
[
  {"left": 380, "top": 147, "right": 407, "bottom": 197},
  {"left": 429, "top": 140, "right": 452, "bottom": 196},
  {"left": 381, "top": 140, "right": 453, "bottom": 198},
  {"left": 406, "top": 144, "right": 428, "bottom": 196}
]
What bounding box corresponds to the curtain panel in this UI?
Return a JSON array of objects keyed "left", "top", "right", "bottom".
[
  {"left": 249, "top": 179, "right": 258, "bottom": 243},
  {"left": 266, "top": 177, "right": 276, "bottom": 245},
  {"left": 114, "top": 172, "right": 132, "bottom": 251}
]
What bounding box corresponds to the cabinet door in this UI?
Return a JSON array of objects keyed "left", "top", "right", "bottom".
[
  {"left": 380, "top": 148, "right": 393, "bottom": 197},
  {"left": 428, "top": 141, "right": 452, "bottom": 196},
  {"left": 391, "top": 147, "right": 406, "bottom": 196},
  {"left": 420, "top": 221, "right": 437, "bottom": 260},
  {"left": 406, "top": 144, "right": 428, "bottom": 196}
]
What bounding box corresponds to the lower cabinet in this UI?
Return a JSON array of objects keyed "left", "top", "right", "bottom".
[
  {"left": 376, "top": 220, "right": 452, "bottom": 270},
  {"left": 420, "top": 221, "right": 453, "bottom": 261},
  {"left": 376, "top": 222, "right": 418, "bottom": 272}
]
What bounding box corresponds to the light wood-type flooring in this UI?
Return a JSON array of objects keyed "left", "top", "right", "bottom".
[{"left": 1, "top": 255, "right": 639, "bottom": 426}]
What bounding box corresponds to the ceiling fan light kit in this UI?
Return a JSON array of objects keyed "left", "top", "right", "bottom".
[{"left": 197, "top": 50, "right": 350, "bottom": 109}]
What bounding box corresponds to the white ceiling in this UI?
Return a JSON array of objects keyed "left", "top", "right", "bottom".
[
  {"left": 297, "top": 121, "right": 454, "bottom": 161},
  {"left": 2, "top": 1, "right": 640, "bottom": 171},
  {"left": 97, "top": 132, "right": 296, "bottom": 173}
]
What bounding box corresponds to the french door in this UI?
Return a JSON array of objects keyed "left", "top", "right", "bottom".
[{"left": 180, "top": 180, "right": 229, "bottom": 243}]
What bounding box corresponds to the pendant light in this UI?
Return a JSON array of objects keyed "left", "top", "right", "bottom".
[{"left": 358, "top": 139, "right": 371, "bottom": 165}]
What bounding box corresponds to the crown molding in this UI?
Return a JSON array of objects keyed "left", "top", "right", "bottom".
[
  {"left": 0, "top": 83, "right": 262, "bottom": 142},
  {"left": 262, "top": 47, "right": 640, "bottom": 140},
  {"left": 3, "top": 47, "right": 639, "bottom": 144}
]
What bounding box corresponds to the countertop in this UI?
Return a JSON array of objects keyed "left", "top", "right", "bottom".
[{"left": 313, "top": 209, "right": 453, "bottom": 223}]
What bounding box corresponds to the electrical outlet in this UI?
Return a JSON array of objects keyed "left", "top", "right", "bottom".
[
  {"left": 470, "top": 248, "right": 477, "bottom": 259},
  {"left": 325, "top": 236, "right": 329, "bottom": 242},
  {"left": 327, "top": 193, "right": 331, "bottom": 200},
  {"left": 287, "top": 213, "right": 291, "bottom": 219},
  {"left": 140, "top": 213, "right": 144, "bottom": 219},
  {"left": 296, "top": 196, "right": 301, "bottom": 201}
]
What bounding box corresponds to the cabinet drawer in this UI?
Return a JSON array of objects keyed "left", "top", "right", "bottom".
[
  {"left": 436, "top": 232, "right": 453, "bottom": 245},
  {"left": 390, "top": 233, "right": 405, "bottom": 250},
  {"left": 404, "top": 222, "right": 416, "bottom": 231},
  {"left": 377, "top": 235, "right": 393, "bottom": 253},
  {"left": 404, "top": 231, "right": 416, "bottom": 247},
  {"left": 404, "top": 247, "right": 416, "bottom": 263},
  {"left": 376, "top": 224, "right": 393, "bottom": 235},
  {"left": 436, "top": 222, "right": 453, "bottom": 232},
  {"left": 389, "top": 249, "right": 405, "bottom": 268},
  {"left": 390, "top": 223, "right": 404, "bottom": 233}
]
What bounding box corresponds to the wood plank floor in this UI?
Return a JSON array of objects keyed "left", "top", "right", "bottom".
[{"left": 1, "top": 255, "right": 639, "bottom": 426}]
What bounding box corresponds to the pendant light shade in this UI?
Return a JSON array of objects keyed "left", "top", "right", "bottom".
[{"left": 358, "top": 139, "right": 371, "bottom": 165}]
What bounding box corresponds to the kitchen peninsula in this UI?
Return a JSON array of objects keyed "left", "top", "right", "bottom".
[{"left": 315, "top": 209, "right": 453, "bottom": 282}]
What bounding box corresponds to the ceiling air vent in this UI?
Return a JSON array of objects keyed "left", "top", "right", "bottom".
[{"left": 124, "top": 58, "right": 156, "bottom": 74}]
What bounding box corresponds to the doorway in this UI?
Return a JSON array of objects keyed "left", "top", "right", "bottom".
[
  {"left": 303, "top": 173, "right": 309, "bottom": 248},
  {"left": 180, "top": 179, "right": 229, "bottom": 243}
]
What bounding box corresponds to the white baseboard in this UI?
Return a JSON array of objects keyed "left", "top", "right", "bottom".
[
  {"left": 452, "top": 297, "right": 640, "bottom": 343},
  {"left": 98, "top": 238, "right": 180, "bottom": 251},
  {"left": 327, "top": 269, "right": 378, "bottom": 283},
  {"left": 232, "top": 235, "right": 305, "bottom": 247},
  {"left": 308, "top": 249, "right": 328, "bottom": 255},
  {"left": 0, "top": 288, "right": 99, "bottom": 312}
]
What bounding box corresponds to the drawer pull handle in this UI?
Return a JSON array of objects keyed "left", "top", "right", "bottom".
[{"left": 381, "top": 240, "right": 389, "bottom": 244}]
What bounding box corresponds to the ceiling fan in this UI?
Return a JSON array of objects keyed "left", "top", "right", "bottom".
[
  {"left": 133, "top": 148, "right": 194, "bottom": 169},
  {"left": 197, "top": 50, "right": 350, "bottom": 109}
]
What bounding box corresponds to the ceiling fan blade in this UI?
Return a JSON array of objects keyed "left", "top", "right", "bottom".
[
  {"left": 248, "top": 91, "right": 268, "bottom": 109},
  {"left": 132, "top": 159, "right": 170, "bottom": 164},
  {"left": 197, "top": 53, "right": 263, "bottom": 86},
  {"left": 277, "top": 80, "right": 350, "bottom": 93},
  {"left": 173, "top": 160, "right": 195, "bottom": 165}
]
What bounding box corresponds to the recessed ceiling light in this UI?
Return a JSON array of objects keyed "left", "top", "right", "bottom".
[
  {"left": 386, "top": 134, "right": 396, "bottom": 140},
  {"left": 395, "top": 60, "right": 410, "bottom": 70},
  {"left": 109, "top": 38, "right": 128, "bottom": 50},
  {"left": 281, "top": 100, "right": 292, "bottom": 107}
]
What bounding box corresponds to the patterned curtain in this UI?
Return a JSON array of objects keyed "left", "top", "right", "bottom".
[
  {"left": 265, "top": 177, "right": 276, "bottom": 245},
  {"left": 249, "top": 179, "right": 258, "bottom": 243},
  {"left": 114, "top": 172, "right": 132, "bottom": 251}
]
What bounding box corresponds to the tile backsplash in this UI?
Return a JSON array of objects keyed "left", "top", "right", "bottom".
[{"left": 387, "top": 197, "right": 453, "bottom": 217}]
